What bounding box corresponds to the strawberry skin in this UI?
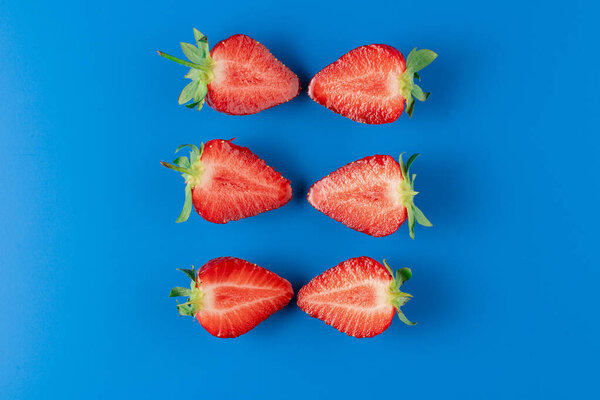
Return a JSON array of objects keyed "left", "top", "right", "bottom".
[
  {"left": 307, "top": 153, "right": 431, "bottom": 238},
  {"left": 308, "top": 45, "right": 437, "bottom": 124},
  {"left": 161, "top": 139, "right": 292, "bottom": 223},
  {"left": 297, "top": 257, "right": 415, "bottom": 338},
  {"left": 170, "top": 257, "right": 294, "bottom": 338},
  {"left": 158, "top": 29, "right": 300, "bottom": 115},
  {"left": 208, "top": 34, "right": 301, "bottom": 115}
]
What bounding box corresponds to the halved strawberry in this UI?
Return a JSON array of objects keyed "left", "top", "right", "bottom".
[
  {"left": 308, "top": 45, "right": 437, "bottom": 124},
  {"left": 297, "top": 256, "right": 415, "bottom": 338},
  {"left": 161, "top": 139, "right": 292, "bottom": 223},
  {"left": 158, "top": 29, "right": 300, "bottom": 115},
  {"left": 170, "top": 257, "right": 294, "bottom": 338},
  {"left": 307, "top": 153, "right": 431, "bottom": 238}
]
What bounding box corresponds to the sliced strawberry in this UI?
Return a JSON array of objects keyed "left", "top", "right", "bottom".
[
  {"left": 170, "top": 257, "right": 294, "bottom": 338},
  {"left": 307, "top": 153, "right": 431, "bottom": 238},
  {"left": 308, "top": 45, "right": 437, "bottom": 124},
  {"left": 161, "top": 139, "right": 292, "bottom": 223},
  {"left": 207, "top": 34, "right": 301, "bottom": 115},
  {"left": 297, "top": 256, "right": 415, "bottom": 338},
  {"left": 158, "top": 29, "right": 300, "bottom": 115}
]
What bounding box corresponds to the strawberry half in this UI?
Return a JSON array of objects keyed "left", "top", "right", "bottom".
[
  {"left": 158, "top": 29, "right": 300, "bottom": 115},
  {"left": 307, "top": 153, "right": 431, "bottom": 238},
  {"left": 308, "top": 45, "right": 437, "bottom": 124},
  {"left": 297, "top": 257, "right": 415, "bottom": 338},
  {"left": 170, "top": 257, "right": 294, "bottom": 338},
  {"left": 161, "top": 139, "right": 292, "bottom": 223}
]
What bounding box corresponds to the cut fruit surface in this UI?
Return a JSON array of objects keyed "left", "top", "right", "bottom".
[
  {"left": 158, "top": 30, "right": 300, "bottom": 115},
  {"left": 193, "top": 139, "right": 292, "bottom": 223},
  {"left": 308, "top": 45, "right": 437, "bottom": 124},
  {"left": 161, "top": 139, "right": 292, "bottom": 223},
  {"left": 308, "top": 44, "right": 406, "bottom": 124},
  {"left": 297, "top": 256, "right": 414, "bottom": 338},
  {"left": 208, "top": 34, "right": 301, "bottom": 115},
  {"left": 307, "top": 153, "right": 431, "bottom": 238},
  {"left": 170, "top": 257, "right": 294, "bottom": 338},
  {"left": 308, "top": 154, "right": 406, "bottom": 237}
]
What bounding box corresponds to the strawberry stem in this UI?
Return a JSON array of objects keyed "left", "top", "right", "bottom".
[
  {"left": 157, "top": 51, "right": 199, "bottom": 69},
  {"left": 170, "top": 266, "right": 204, "bottom": 317},
  {"left": 161, "top": 143, "right": 205, "bottom": 223},
  {"left": 157, "top": 29, "right": 215, "bottom": 111},
  {"left": 397, "top": 153, "right": 432, "bottom": 239},
  {"left": 398, "top": 48, "right": 437, "bottom": 117},
  {"left": 383, "top": 259, "right": 416, "bottom": 326},
  {"left": 160, "top": 161, "right": 193, "bottom": 176}
]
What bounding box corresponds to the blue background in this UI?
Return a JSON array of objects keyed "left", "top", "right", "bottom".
[{"left": 1, "top": 0, "right": 598, "bottom": 398}]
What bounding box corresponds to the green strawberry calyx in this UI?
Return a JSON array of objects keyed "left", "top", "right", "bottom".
[
  {"left": 160, "top": 143, "right": 205, "bottom": 223},
  {"left": 397, "top": 153, "right": 433, "bottom": 239},
  {"left": 383, "top": 259, "right": 416, "bottom": 326},
  {"left": 398, "top": 47, "right": 438, "bottom": 117},
  {"left": 169, "top": 266, "right": 204, "bottom": 317},
  {"left": 157, "top": 28, "right": 215, "bottom": 111}
]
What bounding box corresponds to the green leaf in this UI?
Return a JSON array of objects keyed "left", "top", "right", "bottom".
[
  {"left": 193, "top": 28, "right": 209, "bottom": 54},
  {"left": 412, "top": 205, "right": 433, "bottom": 227},
  {"left": 169, "top": 287, "right": 192, "bottom": 297},
  {"left": 398, "top": 152, "right": 407, "bottom": 178},
  {"left": 188, "top": 142, "right": 203, "bottom": 164},
  {"left": 397, "top": 309, "right": 417, "bottom": 326},
  {"left": 197, "top": 142, "right": 205, "bottom": 159},
  {"left": 407, "top": 208, "right": 416, "bottom": 239},
  {"left": 382, "top": 259, "right": 394, "bottom": 277},
  {"left": 175, "top": 144, "right": 199, "bottom": 154},
  {"left": 407, "top": 49, "right": 437, "bottom": 72},
  {"left": 176, "top": 303, "right": 195, "bottom": 317},
  {"left": 185, "top": 68, "right": 200, "bottom": 80},
  {"left": 175, "top": 184, "right": 193, "bottom": 223},
  {"left": 405, "top": 153, "right": 419, "bottom": 172},
  {"left": 395, "top": 267, "right": 412, "bottom": 285},
  {"left": 185, "top": 99, "right": 205, "bottom": 111},
  {"left": 193, "top": 82, "right": 208, "bottom": 103},
  {"left": 411, "top": 84, "right": 430, "bottom": 102},
  {"left": 405, "top": 47, "right": 418, "bottom": 67},
  {"left": 178, "top": 80, "right": 199, "bottom": 105},
  {"left": 177, "top": 267, "right": 196, "bottom": 281},
  {"left": 173, "top": 156, "right": 190, "bottom": 169},
  {"left": 405, "top": 96, "right": 415, "bottom": 117},
  {"left": 180, "top": 42, "right": 204, "bottom": 64}
]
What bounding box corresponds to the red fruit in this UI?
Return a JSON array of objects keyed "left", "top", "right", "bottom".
[
  {"left": 297, "top": 256, "right": 415, "bottom": 338},
  {"left": 161, "top": 139, "right": 292, "bottom": 223},
  {"left": 170, "top": 257, "right": 294, "bottom": 338},
  {"left": 308, "top": 45, "right": 437, "bottom": 124},
  {"left": 158, "top": 29, "right": 300, "bottom": 115},
  {"left": 307, "top": 153, "right": 431, "bottom": 238}
]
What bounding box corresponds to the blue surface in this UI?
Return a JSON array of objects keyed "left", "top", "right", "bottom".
[{"left": 1, "top": 0, "right": 599, "bottom": 398}]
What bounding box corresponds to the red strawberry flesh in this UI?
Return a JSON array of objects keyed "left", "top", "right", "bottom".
[
  {"left": 208, "top": 34, "right": 301, "bottom": 115},
  {"left": 161, "top": 139, "right": 292, "bottom": 223},
  {"left": 308, "top": 44, "right": 406, "bottom": 124},
  {"left": 172, "top": 257, "right": 294, "bottom": 338},
  {"left": 193, "top": 139, "right": 292, "bottom": 223},
  {"left": 308, "top": 155, "right": 406, "bottom": 237},
  {"left": 297, "top": 256, "right": 413, "bottom": 338}
]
